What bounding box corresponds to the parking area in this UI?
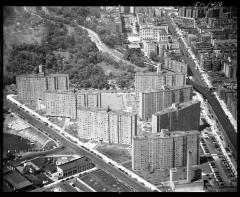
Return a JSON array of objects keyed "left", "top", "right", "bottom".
[{"left": 200, "top": 133, "right": 237, "bottom": 187}]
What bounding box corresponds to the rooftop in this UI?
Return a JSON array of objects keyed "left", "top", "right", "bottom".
[
  {"left": 3, "top": 170, "right": 33, "bottom": 190},
  {"left": 154, "top": 100, "right": 200, "bottom": 115},
  {"left": 77, "top": 107, "right": 137, "bottom": 116},
  {"left": 135, "top": 71, "right": 185, "bottom": 76},
  {"left": 57, "top": 156, "right": 93, "bottom": 171},
  {"left": 140, "top": 85, "right": 192, "bottom": 94},
  {"left": 134, "top": 129, "right": 199, "bottom": 140}
]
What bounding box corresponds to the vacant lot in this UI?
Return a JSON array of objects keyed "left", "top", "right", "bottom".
[
  {"left": 79, "top": 169, "right": 132, "bottom": 192},
  {"left": 95, "top": 143, "right": 131, "bottom": 164}
]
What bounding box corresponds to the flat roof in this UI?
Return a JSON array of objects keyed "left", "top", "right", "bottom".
[
  {"left": 153, "top": 100, "right": 200, "bottom": 115},
  {"left": 140, "top": 85, "right": 192, "bottom": 94},
  {"left": 136, "top": 71, "right": 186, "bottom": 76},
  {"left": 77, "top": 107, "right": 136, "bottom": 116},
  {"left": 134, "top": 130, "right": 199, "bottom": 140},
  {"left": 4, "top": 170, "right": 32, "bottom": 190}
]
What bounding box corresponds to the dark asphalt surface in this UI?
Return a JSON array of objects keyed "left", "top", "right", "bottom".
[{"left": 4, "top": 99, "right": 152, "bottom": 192}]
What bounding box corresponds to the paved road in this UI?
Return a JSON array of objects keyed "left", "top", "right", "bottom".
[
  {"left": 165, "top": 14, "right": 237, "bottom": 159},
  {"left": 4, "top": 99, "right": 152, "bottom": 192},
  {"left": 187, "top": 79, "right": 237, "bottom": 158}
]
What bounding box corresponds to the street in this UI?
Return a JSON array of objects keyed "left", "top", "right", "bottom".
[
  {"left": 165, "top": 14, "right": 237, "bottom": 159},
  {"left": 4, "top": 98, "right": 152, "bottom": 192}
]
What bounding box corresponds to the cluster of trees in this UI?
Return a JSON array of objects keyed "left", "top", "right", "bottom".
[
  {"left": 6, "top": 6, "right": 137, "bottom": 90},
  {"left": 116, "top": 73, "right": 135, "bottom": 89},
  {"left": 124, "top": 48, "right": 145, "bottom": 67},
  {"left": 43, "top": 21, "right": 75, "bottom": 50},
  {"left": 149, "top": 51, "right": 161, "bottom": 62},
  {"left": 85, "top": 19, "right": 122, "bottom": 49}
]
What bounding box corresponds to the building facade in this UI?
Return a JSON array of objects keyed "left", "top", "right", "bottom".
[
  {"left": 142, "top": 39, "right": 158, "bottom": 56},
  {"left": 164, "top": 58, "right": 188, "bottom": 73},
  {"left": 77, "top": 108, "right": 137, "bottom": 145},
  {"left": 44, "top": 90, "right": 77, "bottom": 119},
  {"left": 16, "top": 72, "right": 69, "bottom": 102},
  {"left": 57, "top": 156, "right": 95, "bottom": 178},
  {"left": 132, "top": 130, "right": 200, "bottom": 172},
  {"left": 139, "top": 85, "right": 193, "bottom": 120},
  {"left": 152, "top": 100, "right": 201, "bottom": 132},
  {"left": 135, "top": 72, "right": 186, "bottom": 96}
]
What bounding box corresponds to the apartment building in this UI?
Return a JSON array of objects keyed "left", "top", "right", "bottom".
[
  {"left": 152, "top": 100, "right": 200, "bottom": 133},
  {"left": 140, "top": 25, "right": 169, "bottom": 41},
  {"left": 44, "top": 90, "right": 77, "bottom": 120},
  {"left": 139, "top": 85, "right": 193, "bottom": 120},
  {"left": 142, "top": 39, "right": 158, "bottom": 56},
  {"left": 157, "top": 29, "right": 168, "bottom": 42},
  {"left": 77, "top": 108, "right": 137, "bottom": 145},
  {"left": 164, "top": 58, "right": 188, "bottom": 73},
  {"left": 16, "top": 65, "right": 69, "bottom": 102},
  {"left": 132, "top": 129, "right": 200, "bottom": 172},
  {"left": 135, "top": 72, "right": 186, "bottom": 96},
  {"left": 223, "top": 61, "right": 237, "bottom": 79},
  {"left": 16, "top": 74, "right": 47, "bottom": 102}
]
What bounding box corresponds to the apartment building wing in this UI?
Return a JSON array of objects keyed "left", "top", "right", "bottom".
[
  {"left": 135, "top": 72, "right": 186, "bottom": 94},
  {"left": 46, "top": 74, "right": 69, "bottom": 91},
  {"left": 108, "top": 111, "right": 119, "bottom": 144},
  {"left": 139, "top": 85, "right": 193, "bottom": 120},
  {"left": 76, "top": 107, "right": 137, "bottom": 145},
  {"left": 152, "top": 100, "right": 200, "bottom": 133},
  {"left": 132, "top": 130, "right": 200, "bottom": 172},
  {"left": 16, "top": 74, "right": 47, "bottom": 101},
  {"left": 44, "top": 90, "right": 77, "bottom": 119},
  {"left": 16, "top": 71, "right": 69, "bottom": 102}
]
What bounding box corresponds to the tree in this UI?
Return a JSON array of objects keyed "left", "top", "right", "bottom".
[{"left": 150, "top": 51, "right": 160, "bottom": 62}]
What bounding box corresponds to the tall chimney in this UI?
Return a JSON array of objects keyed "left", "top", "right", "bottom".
[
  {"left": 39, "top": 64, "right": 43, "bottom": 74},
  {"left": 187, "top": 150, "right": 192, "bottom": 183}
]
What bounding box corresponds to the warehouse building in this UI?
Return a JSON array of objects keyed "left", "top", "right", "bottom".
[{"left": 57, "top": 156, "right": 95, "bottom": 178}]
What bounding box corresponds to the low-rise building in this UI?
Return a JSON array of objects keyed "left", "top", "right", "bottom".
[{"left": 57, "top": 156, "right": 95, "bottom": 178}]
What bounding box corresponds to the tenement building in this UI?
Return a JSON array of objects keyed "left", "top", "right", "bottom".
[
  {"left": 77, "top": 107, "right": 137, "bottom": 145},
  {"left": 139, "top": 85, "right": 193, "bottom": 120},
  {"left": 135, "top": 72, "right": 186, "bottom": 96},
  {"left": 164, "top": 58, "right": 188, "bottom": 74},
  {"left": 132, "top": 129, "right": 200, "bottom": 172},
  {"left": 16, "top": 65, "right": 69, "bottom": 102},
  {"left": 152, "top": 100, "right": 201, "bottom": 132},
  {"left": 44, "top": 90, "right": 77, "bottom": 120}
]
